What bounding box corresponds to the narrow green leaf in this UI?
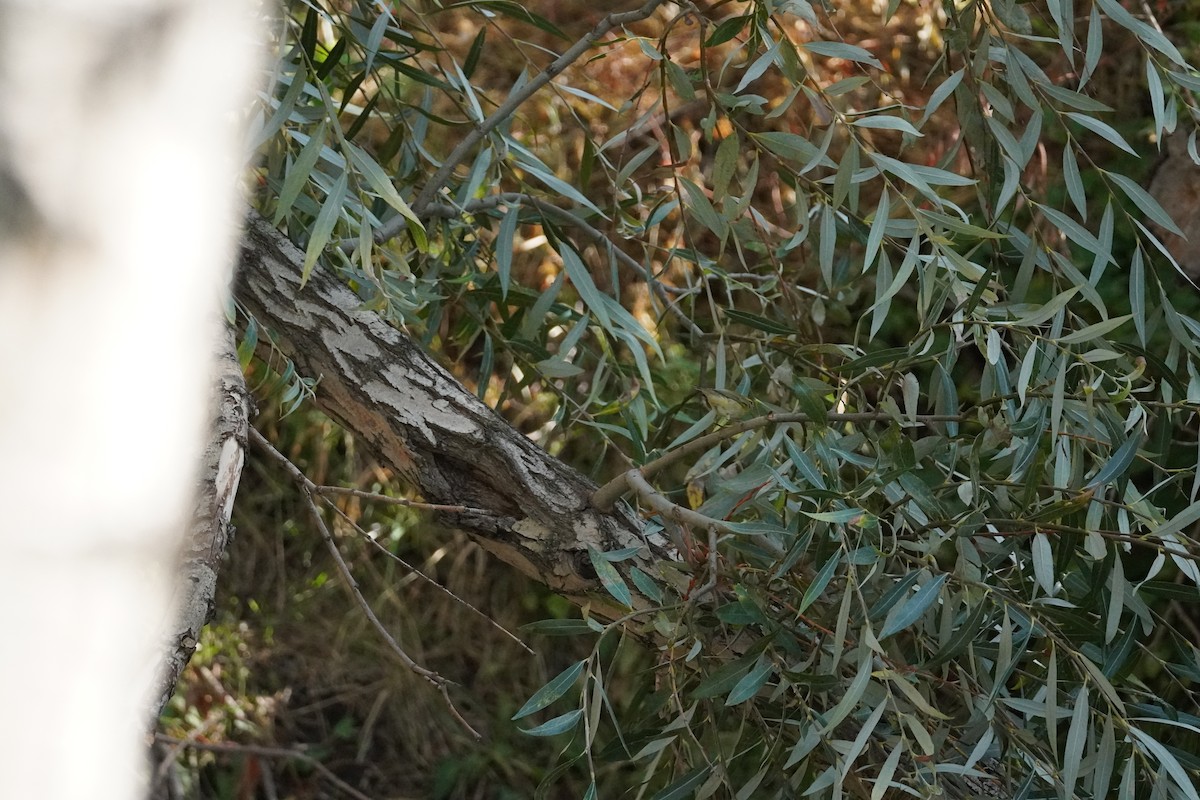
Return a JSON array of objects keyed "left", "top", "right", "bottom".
[
  {"left": 1129, "top": 728, "right": 1200, "bottom": 800},
  {"left": 275, "top": 125, "right": 329, "bottom": 225},
  {"left": 520, "top": 708, "right": 583, "bottom": 737},
  {"left": 1146, "top": 499, "right": 1200, "bottom": 541},
  {"left": 804, "top": 508, "right": 870, "bottom": 524},
  {"left": 302, "top": 171, "right": 347, "bottom": 285},
  {"left": 692, "top": 651, "right": 759, "bottom": 698},
  {"left": 680, "top": 178, "right": 728, "bottom": 243},
  {"left": 1066, "top": 112, "right": 1137, "bottom": 155},
  {"left": 725, "top": 656, "right": 774, "bottom": 705},
  {"left": 871, "top": 737, "right": 905, "bottom": 800},
  {"left": 1131, "top": 248, "right": 1146, "bottom": 345},
  {"left": 463, "top": 26, "right": 486, "bottom": 77},
  {"left": 711, "top": 132, "right": 740, "bottom": 201},
  {"left": 800, "top": 551, "right": 842, "bottom": 613},
  {"left": 917, "top": 69, "right": 963, "bottom": 128},
  {"left": 588, "top": 546, "right": 632, "bottom": 607},
  {"left": 1062, "top": 146, "right": 1087, "bottom": 220},
  {"left": 515, "top": 152, "right": 606, "bottom": 217},
  {"left": 735, "top": 41, "right": 779, "bottom": 93},
  {"left": 1147, "top": 59, "right": 1167, "bottom": 136},
  {"left": 1086, "top": 430, "right": 1143, "bottom": 489},
  {"left": 252, "top": 71, "right": 307, "bottom": 152},
  {"left": 1107, "top": 170, "right": 1185, "bottom": 236},
  {"left": 346, "top": 143, "right": 426, "bottom": 247},
  {"left": 1062, "top": 687, "right": 1090, "bottom": 797},
  {"left": 822, "top": 649, "right": 873, "bottom": 733},
  {"left": 879, "top": 574, "right": 947, "bottom": 640},
  {"left": 803, "top": 40, "right": 883, "bottom": 68},
  {"left": 1057, "top": 314, "right": 1132, "bottom": 345},
  {"left": 1001, "top": 286, "right": 1080, "bottom": 328},
  {"left": 753, "top": 131, "right": 835, "bottom": 169},
  {"left": 851, "top": 115, "right": 923, "bottom": 137},
  {"left": 705, "top": 14, "right": 748, "bottom": 46},
  {"left": 1038, "top": 204, "right": 1107, "bottom": 257},
  {"left": 559, "top": 244, "right": 611, "bottom": 330},
  {"left": 512, "top": 660, "right": 586, "bottom": 720},
  {"left": 630, "top": 567, "right": 663, "bottom": 604},
  {"left": 1080, "top": 5, "right": 1104, "bottom": 86},
  {"left": 650, "top": 766, "right": 713, "bottom": 800},
  {"left": 494, "top": 205, "right": 519, "bottom": 300},
  {"left": 864, "top": 188, "right": 889, "bottom": 272}
]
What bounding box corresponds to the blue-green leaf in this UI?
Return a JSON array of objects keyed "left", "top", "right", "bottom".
[
  {"left": 519, "top": 708, "right": 583, "bottom": 737},
  {"left": 800, "top": 551, "right": 842, "bottom": 613},
  {"left": 512, "top": 660, "right": 586, "bottom": 720},
  {"left": 726, "top": 656, "right": 775, "bottom": 705},
  {"left": 588, "top": 546, "right": 632, "bottom": 607},
  {"left": 1086, "top": 430, "right": 1143, "bottom": 489},
  {"left": 1066, "top": 112, "right": 1137, "bottom": 155},
  {"left": 879, "top": 573, "right": 947, "bottom": 639}
]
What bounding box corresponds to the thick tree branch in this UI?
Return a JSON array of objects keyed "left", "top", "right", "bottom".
[{"left": 237, "top": 211, "right": 671, "bottom": 607}]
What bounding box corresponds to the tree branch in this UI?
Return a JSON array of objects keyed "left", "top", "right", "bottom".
[
  {"left": 151, "top": 324, "right": 251, "bottom": 720},
  {"left": 237, "top": 211, "right": 673, "bottom": 609}
]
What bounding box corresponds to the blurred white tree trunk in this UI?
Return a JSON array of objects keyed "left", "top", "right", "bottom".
[{"left": 0, "top": 2, "right": 261, "bottom": 796}]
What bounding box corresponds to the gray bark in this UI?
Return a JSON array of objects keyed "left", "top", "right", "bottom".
[
  {"left": 236, "top": 212, "right": 670, "bottom": 607},
  {"left": 152, "top": 326, "right": 251, "bottom": 719}
]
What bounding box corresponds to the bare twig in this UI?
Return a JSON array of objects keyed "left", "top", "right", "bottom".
[
  {"left": 313, "top": 483, "right": 496, "bottom": 516},
  {"left": 152, "top": 734, "right": 379, "bottom": 800},
  {"left": 249, "top": 428, "right": 483, "bottom": 741},
  {"left": 625, "top": 469, "right": 785, "bottom": 557},
  {"left": 388, "top": 0, "right": 673, "bottom": 233},
  {"left": 322, "top": 500, "right": 535, "bottom": 655},
  {"left": 687, "top": 525, "right": 721, "bottom": 603},
  {"left": 591, "top": 411, "right": 966, "bottom": 510}
]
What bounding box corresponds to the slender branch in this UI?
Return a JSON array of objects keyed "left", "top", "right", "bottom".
[
  {"left": 153, "top": 734, "right": 376, "bottom": 800},
  {"left": 387, "top": 0, "right": 673, "bottom": 234},
  {"left": 625, "top": 468, "right": 785, "bottom": 557},
  {"left": 591, "top": 411, "right": 966, "bottom": 510},
  {"left": 687, "top": 525, "right": 721, "bottom": 603},
  {"left": 626, "top": 469, "right": 730, "bottom": 536},
  {"left": 249, "top": 428, "right": 483, "bottom": 741},
  {"left": 323, "top": 499, "right": 535, "bottom": 656},
  {"left": 312, "top": 483, "right": 497, "bottom": 516}
]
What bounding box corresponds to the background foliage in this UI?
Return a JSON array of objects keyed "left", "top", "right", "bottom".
[{"left": 158, "top": 0, "right": 1200, "bottom": 797}]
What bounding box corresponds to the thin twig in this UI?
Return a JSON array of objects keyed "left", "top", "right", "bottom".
[
  {"left": 390, "top": 0, "right": 673, "bottom": 232},
  {"left": 591, "top": 411, "right": 966, "bottom": 510},
  {"left": 313, "top": 483, "right": 496, "bottom": 516},
  {"left": 250, "top": 429, "right": 483, "bottom": 741},
  {"left": 687, "top": 525, "right": 721, "bottom": 603},
  {"left": 625, "top": 469, "right": 785, "bottom": 557},
  {"left": 323, "top": 499, "right": 535, "bottom": 656},
  {"left": 153, "top": 734, "right": 378, "bottom": 800}
]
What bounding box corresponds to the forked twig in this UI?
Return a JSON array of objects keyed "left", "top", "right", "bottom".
[{"left": 250, "top": 428, "right": 482, "bottom": 740}]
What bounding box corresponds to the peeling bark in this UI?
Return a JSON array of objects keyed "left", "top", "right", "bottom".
[
  {"left": 152, "top": 326, "right": 251, "bottom": 719},
  {"left": 236, "top": 212, "right": 670, "bottom": 603}
]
